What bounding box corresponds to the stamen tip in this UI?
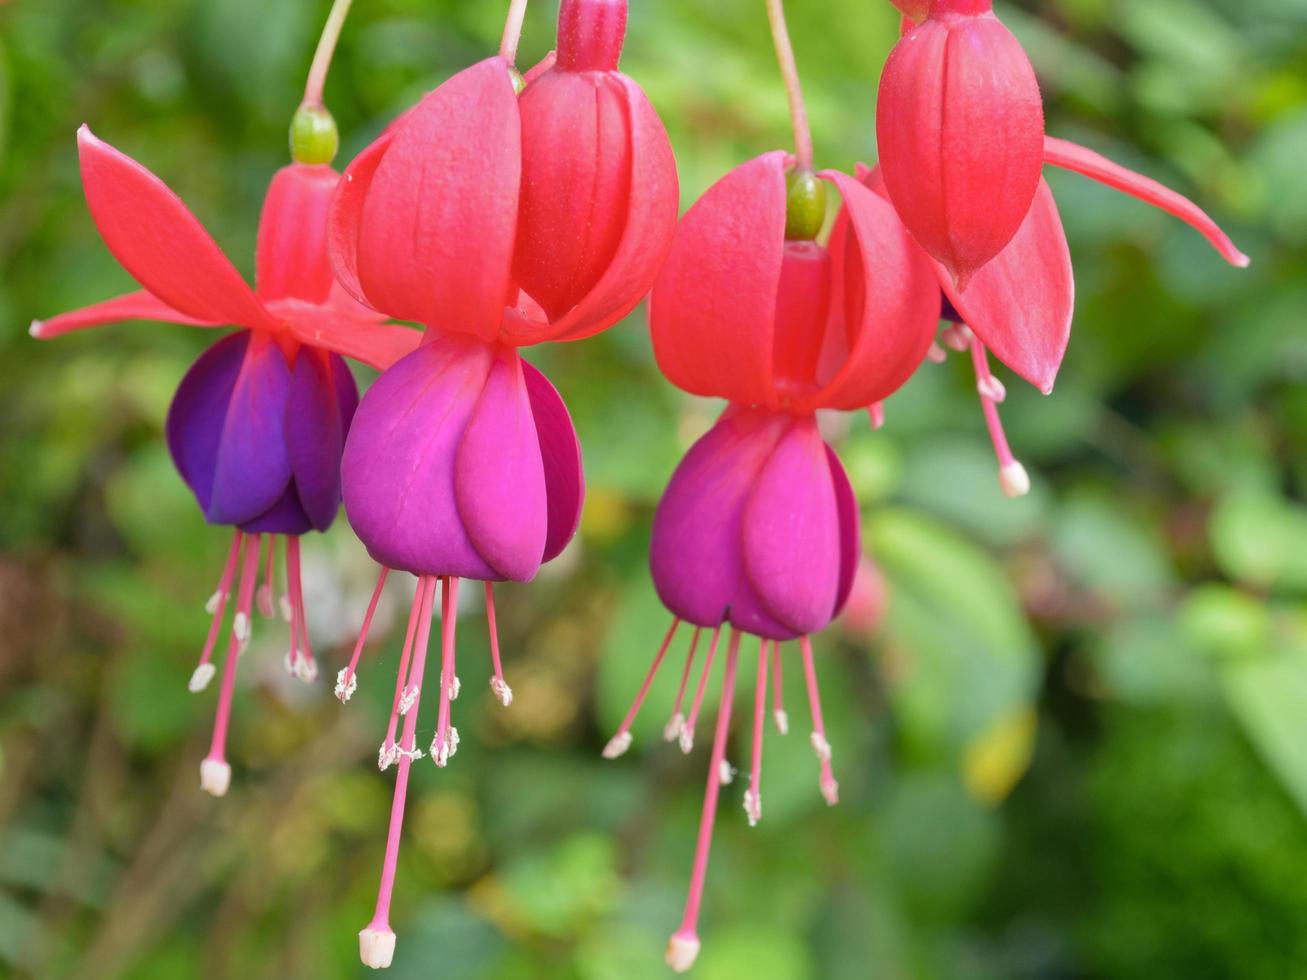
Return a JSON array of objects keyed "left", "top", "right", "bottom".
[
  {"left": 821, "top": 777, "right": 840, "bottom": 807},
  {"left": 978, "top": 376, "right": 1007, "bottom": 403},
  {"left": 809, "top": 732, "right": 832, "bottom": 762},
  {"left": 718, "top": 760, "right": 736, "bottom": 785},
  {"left": 773, "top": 709, "right": 789, "bottom": 736},
  {"left": 279, "top": 594, "right": 293, "bottom": 622},
  {"left": 663, "top": 712, "right": 685, "bottom": 742},
  {"left": 489, "top": 677, "right": 513, "bottom": 707},
  {"left": 449, "top": 676, "right": 461, "bottom": 701},
  {"left": 926, "top": 341, "right": 948, "bottom": 364},
  {"left": 29, "top": 319, "right": 46, "bottom": 339},
  {"left": 999, "top": 460, "right": 1031, "bottom": 499},
  {"left": 665, "top": 932, "right": 701, "bottom": 973},
  {"left": 602, "top": 731, "right": 633, "bottom": 760},
  {"left": 199, "top": 758, "right": 231, "bottom": 797},
  {"left": 335, "top": 668, "right": 358, "bottom": 702},
  {"left": 744, "top": 789, "right": 762, "bottom": 826},
  {"left": 204, "top": 590, "right": 225, "bottom": 615},
  {"left": 378, "top": 742, "right": 398, "bottom": 771},
  {"left": 188, "top": 663, "right": 216, "bottom": 693},
  {"left": 233, "top": 612, "right": 251, "bottom": 644},
  {"left": 359, "top": 926, "right": 397, "bottom": 970},
  {"left": 677, "top": 729, "right": 695, "bottom": 755}
]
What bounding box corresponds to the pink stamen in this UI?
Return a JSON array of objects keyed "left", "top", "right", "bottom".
[
  {"left": 800, "top": 636, "right": 839, "bottom": 806},
  {"left": 744, "top": 637, "right": 768, "bottom": 827},
  {"left": 256, "top": 534, "right": 277, "bottom": 618},
  {"left": 867, "top": 401, "right": 885, "bottom": 431},
  {"left": 665, "top": 629, "right": 741, "bottom": 973},
  {"left": 970, "top": 337, "right": 1030, "bottom": 498},
  {"left": 664, "top": 627, "right": 703, "bottom": 742},
  {"left": 200, "top": 533, "right": 262, "bottom": 797},
  {"left": 770, "top": 640, "right": 788, "bottom": 735},
  {"left": 337, "top": 567, "right": 389, "bottom": 703},
  {"left": 432, "top": 577, "right": 461, "bottom": 767},
  {"left": 360, "top": 575, "right": 437, "bottom": 968},
  {"left": 679, "top": 627, "right": 723, "bottom": 754},
  {"left": 603, "top": 618, "right": 680, "bottom": 759},
  {"left": 190, "top": 530, "right": 242, "bottom": 693},
  {"left": 484, "top": 582, "right": 512, "bottom": 707},
  {"left": 380, "top": 577, "right": 427, "bottom": 769},
  {"left": 285, "top": 537, "right": 316, "bottom": 682}
]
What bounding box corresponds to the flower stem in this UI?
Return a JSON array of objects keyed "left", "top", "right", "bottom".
[
  {"left": 499, "top": 0, "right": 531, "bottom": 65},
  {"left": 303, "top": 0, "right": 355, "bottom": 107},
  {"left": 764, "top": 0, "right": 814, "bottom": 172}
]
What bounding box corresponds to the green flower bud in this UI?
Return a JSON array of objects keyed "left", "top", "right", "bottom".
[
  {"left": 290, "top": 104, "right": 339, "bottom": 166},
  {"left": 785, "top": 170, "right": 827, "bottom": 241}
]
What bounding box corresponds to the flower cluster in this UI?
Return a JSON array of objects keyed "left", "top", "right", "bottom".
[{"left": 32, "top": 0, "right": 1246, "bottom": 973}]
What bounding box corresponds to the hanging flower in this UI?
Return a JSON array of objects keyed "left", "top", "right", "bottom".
[
  {"left": 600, "top": 149, "right": 938, "bottom": 971},
  {"left": 324, "top": 0, "right": 678, "bottom": 967},
  {"left": 31, "top": 125, "right": 419, "bottom": 798}
]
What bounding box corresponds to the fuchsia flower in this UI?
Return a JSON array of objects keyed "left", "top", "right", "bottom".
[
  {"left": 32, "top": 127, "right": 419, "bottom": 797},
  {"left": 322, "top": 0, "right": 677, "bottom": 966},
  {"left": 600, "top": 149, "right": 938, "bottom": 971}
]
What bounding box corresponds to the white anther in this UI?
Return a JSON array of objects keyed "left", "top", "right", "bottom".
[
  {"left": 335, "top": 668, "right": 358, "bottom": 703},
  {"left": 489, "top": 677, "right": 513, "bottom": 707},
  {"left": 188, "top": 663, "right": 216, "bottom": 693},
  {"left": 233, "top": 612, "right": 251, "bottom": 644},
  {"left": 810, "top": 732, "right": 832, "bottom": 762},
  {"left": 359, "top": 927, "right": 397, "bottom": 970},
  {"left": 279, "top": 595, "right": 293, "bottom": 622},
  {"left": 199, "top": 758, "right": 231, "bottom": 797},
  {"left": 926, "top": 341, "right": 948, "bottom": 364},
  {"left": 396, "top": 746, "right": 425, "bottom": 762},
  {"left": 204, "top": 590, "right": 225, "bottom": 615},
  {"left": 773, "top": 709, "right": 790, "bottom": 736},
  {"left": 977, "top": 375, "right": 1007, "bottom": 403},
  {"left": 665, "top": 934, "right": 701, "bottom": 974},
  {"left": 602, "top": 731, "right": 633, "bottom": 760},
  {"left": 283, "top": 650, "right": 297, "bottom": 677},
  {"left": 663, "top": 712, "right": 685, "bottom": 742},
  {"left": 397, "top": 686, "right": 418, "bottom": 716},
  {"left": 820, "top": 776, "right": 841, "bottom": 806},
  {"left": 448, "top": 676, "right": 461, "bottom": 700},
  {"left": 378, "top": 742, "right": 399, "bottom": 771},
  {"left": 430, "top": 728, "right": 459, "bottom": 767},
  {"left": 942, "top": 324, "right": 973, "bottom": 351},
  {"left": 743, "top": 789, "right": 762, "bottom": 827},
  {"left": 678, "top": 727, "right": 695, "bottom": 755},
  {"left": 294, "top": 656, "right": 318, "bottom": 684},
  {"left": 718, "top": 760, "right": 736, "bottom": 785},
  {"left": 999, "top": 460, "right": 1031, "bottom": 499}
]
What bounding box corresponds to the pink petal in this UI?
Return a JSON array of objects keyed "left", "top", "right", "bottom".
[
  {"left": 1044, "top": 136, "right": 1250, "bottom": 268},
  {"left": 31, "top": 290, "right": 218, "bottom": 340},
  {"left": 648, "top": 151, "right": 787, "bottom": 408},
  {"left": 327, "top": 129, "right": 394, "bottom": 310},
  {"left": 809, "top": 171, "right": 939, "bottom": 410},
  {"left": 264, "top": 297, "right": 420, "bottom": 371},
  {"left": 76, "top": 126, "right": 272, "bottom": 328},
  {"left": 827, "top": 446, "right": 860, "bottom": 619},
  {"left": 255, "top": 163, "right": 338, "bottom": 304},
  {"left": 522, "top": 360, "right": 585, "bottom": 563},
  {"left": 940, "top": 177, "right": 1073, "bottom": 394},
  {"left": 455, "top": 350, "right": 549, "bottom": 582},
  {"left": 353, "top": 58, "right": 521, "bottom": 338}
]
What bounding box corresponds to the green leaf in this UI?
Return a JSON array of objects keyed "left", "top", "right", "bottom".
[{"left": 1210, "top": 487, "right": 1307, "bottom": 592}]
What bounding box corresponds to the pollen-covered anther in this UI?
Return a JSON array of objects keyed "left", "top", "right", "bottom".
[
  {"left": 677, "top": 727, "right": 695, "bottom": 755},
  {"left": 942, "top": 324, "right": 973, "bottom": 352},
  {"left": 978, "top": 375, "right": 1007, "bottom": 403},
  {"left": 743, "top": 788, "right": 762, "bottom": 827},
  {"left": 926, "top": 341, "right": 948, "bottom": 364},
  {"left": 397, "top": 685, "right": 418, "bottom": 716},
  {"left": 489, "top": 677, "right": 513, "bottom": 707},
  {"left": 666, "top": 930, "right": 701, "bottom": 973},
  {"left": 1000, "top": 460, "right": 1031, "bottom": 498},
  {"left": 233, "top": 612, "right": 251, "bottom": 645},
  {"left": 810, "top": 731, "right": 832, "bottom": 762},
  {"left": 294, "top": 655, "right": 318, "bottom": 683},
  {"left": 448, "top": 676, "right": 461, "bottom": 701},
  {"left": 279, "top": 594, "right": 293, "bottom": 622},
  {"left": 377, "top": 742, "right": 399, "bottom": 771},
  {"left": 820, "top": 774, "right": 840, "bottom": 806},
  {"left": 359, "top": 926, "right": 397, "bottom": 970},
  {"left": 189, "top": 663, "right": 217, "bottom": 693},
  {"left": 663, "top": 712, "right": 685, "bottom": 742},
  {"left": 430, "top": 728, "right": 459, "bottom": 767},
  {"left": 204, "top": 590, "right": 226, "bottom": 615},
  {"left": 395, "top": 746, "right": 425, "bottom": 762},
  {"left": 199, "top": 758, "right": 231, "bottom": 797},
  {"left": 773, "top": 709, "right": 790, "bottom": 736},
  {"left": 335, "top": 668, "right": 358, "bottom": 702},
  {"left": 718, "top": 759, "right": 736, "bottom": 785},
  {"left": 602, "top": 731, "right": 633, "bottom": 759}
]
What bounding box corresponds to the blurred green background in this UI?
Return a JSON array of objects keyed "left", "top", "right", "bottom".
[{"left": 2, "top": 0, "right": 1306, "bottom": 977}]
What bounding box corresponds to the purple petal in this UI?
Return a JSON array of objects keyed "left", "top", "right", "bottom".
[
  {"left": 285, "top": 349, "right": 356, "bottom": 531},
  {"left": 828, "top": 446, "right": 860, "bottom": 618},
  {"left": 523, "top": 360, "right": 584, "bottom": 563},
  {"left": 205, "top": 332, "right": 294, "bottom": 525},
  {"left": 454, "top": 351, "right": 548, "bottom": 581},
  {"left": 166, "top": 331, "right": 248, "bottom": 516},
  {"left": 240, "top": 481, "right": 313, "bottom": 535},
  {"left": 341, "top": 334, "right": 499, "bottom": 579}
]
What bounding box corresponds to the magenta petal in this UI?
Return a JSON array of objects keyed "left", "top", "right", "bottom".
[
  {"left": 166, "top": 332, "right": 249, "bottom": 515},
  {"left": 649, "top": 408, "right": 789, "bottom": 630},
  {"left": 285, "top": 350, "right": 357, "bottom": 532},
  {"left": 827, "top": 446, "right": 860, "bottom": 618},
  {"left": 341, "top": 335, "right": 499, "bottom": 579},
  {"left": 454, "top": 352, "right": 548, "bottom": 581},
  {"left": 739, "top": 417, "right": 841, "bottom": 636},
  {"left": 522, "top": 360, "right": 585, "bottom": 563}
]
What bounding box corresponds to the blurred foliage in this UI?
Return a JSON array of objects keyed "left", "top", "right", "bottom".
[{"left": 0, "top": 0, "right": 1305, "bottom": 978}]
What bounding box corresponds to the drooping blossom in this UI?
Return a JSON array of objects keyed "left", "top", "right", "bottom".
[
  {"left": 600, "top": 149, "right": 938, "bottom": 971},
  {"left": 323, "top": 0, "right": 677, "bottom": 967},
  {"left": 31, "top": 126, "right": 419, "bottom": 798}
]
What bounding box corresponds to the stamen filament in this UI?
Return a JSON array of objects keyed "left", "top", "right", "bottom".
[
  {"left": 303, "top": 0, "right": 355, "bottom": 107},
  {"left": 200, "top": 533, "right": 262, "bottom": 797},
  {"left": 867, "top": 402, "right": 886, "bottom": 431},
  {"left": 257, "top": 534, "right": 277, "bottom": 618},
  {"left": 744, "top": 638, "right": 768, "bottom": 826},
  {"left": 191, "top": 531, "right": 242, "bottom": 693},
  {"left": 664, "top": 627, "right": 702, "bottom": 742},
  {"left": 800, "top": 636, "right": 839, "bottom": 806},
  {"left": 770, "top": 640, "right": 788, "bottom": 735},
  {"left": 679, "top": 627, "right": 723, "bottom": 754},
  {"left": 338, "top": 567, "right": 390, "bottom": 702},
  {"left": 485, "top": 582, "right": 513, "bottom": 706},
  {"left": 380, "top": 577, "right": 427, "bottom": 769},
  {"left": 970, "top": 337, "right": 1030, "bottom": 498},
  {"left": 432, "top": 577, "right": 461, "bottom": 767},
  {"left": 499, "top": 0, "right": 531, "bottom": 65},
  {"left": 764, "top": 0, "right": 814, "bottom": 172},
  {"left": 604, "top": 618, "right": 680, "bottom": 758},
  {"left": 286, "top": 537, "right": 317, "bottom": 682},
  {"left": 666, "top": 629, "right": 742, "bottom": 973},
  {"left": 360, "top": 575, "right": 437, "bottom": 970}
]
